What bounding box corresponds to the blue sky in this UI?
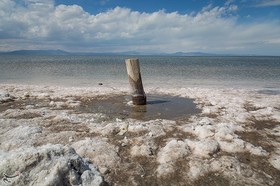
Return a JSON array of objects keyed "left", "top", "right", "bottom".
[
  {"left": 1, "top": 0, "right": 280, "bottom": 55},
  {"left": 54, "top": 0, "right": 279, "bottom": 21}
]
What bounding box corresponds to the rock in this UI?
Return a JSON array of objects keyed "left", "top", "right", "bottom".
[
  {"left": 99, "top": 167, "right": 110, "bottom": 175},
  {"left": 0, "top": 126, "right": 42, "bottom": 151},
  {"left": 118, "top": 122, "right": 129, "bottom": 136},
  {"left": 0, "top": 91, "right": 15, "bottom": 103},
  {"left": 121, "top": 136, "right": 129, "bottom": 147},
  {"left": 269, "top": 155, "right": 280, "bottom": 171},
  {"left": 69, "top": 136, "right": 74, "bottom": 142},
  {"left": 81, "top": 169, "right": 105, "bottom": 186},
  {"left": 72, "top": 138, "right": 120, "bottom": 170},
  {"left": 23, "top": 92, "right": 30, "bottom": 98},
  {"left": 0, "top": 144, "right": 105, "bottom": 186},
  {"left": 25, "top": 105, "right": 35, "bottom": 109}
]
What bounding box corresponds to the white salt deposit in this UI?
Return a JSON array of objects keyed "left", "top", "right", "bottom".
[
  {"left": 157, "top": 139, "right": 191, "bottom": 176},
  {"left": 0, "top": 92, "right": 15, "bottom": 103},
  {"left": 0, "top": 144, "right": 104, "bottom": 185},
  {"left": 71, "top": 138, "right": 120, "bottom": 175},
  {"left": 0, "top": 126, "right": 42, "bottom": 151},
  {"left": 186, "top": 139, "right": 220, "bottom": 157},
  {"left": 131, "top": 144, "right": 153, "bottom": 157},
  {"left": 0, "top": 84, "right": 279, "bottom": 185}
]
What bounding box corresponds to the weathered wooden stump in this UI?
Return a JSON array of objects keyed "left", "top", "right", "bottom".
[{"left": 125, "top": 58, "right": 146, "bottom": 105}]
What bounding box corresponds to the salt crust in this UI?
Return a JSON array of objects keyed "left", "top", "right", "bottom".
[
  {"left": 156, "top": 139, "right": 191, "bottom": 176},
  {"left": 71, "top": 138, "right": 120, "bottom": 172},
  {"left": 0, "top": 144, "right": 104, "bottom": 185},
  {"left": 269, "top": 155, "right": 280, "bottom": 171},
  {"left": 0, "top": 84, "right": 280, "bottom": 185},
  {"left": 0, "top": 92, "right": 14, "bottom": 103}
]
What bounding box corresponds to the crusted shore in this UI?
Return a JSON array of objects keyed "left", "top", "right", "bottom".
[{"left": 0, "top": 84, "right": 280, "bottom": 185}]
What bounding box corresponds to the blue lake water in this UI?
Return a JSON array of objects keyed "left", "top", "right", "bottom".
[{"left": 0, "top": 55, "right": 279, "bottom": 89}]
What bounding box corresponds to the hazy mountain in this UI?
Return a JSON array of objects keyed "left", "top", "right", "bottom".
[
  {"left": 169, "top": 52, "right": 218, "bottom": 56},
  {"left": 0, "top": 50, "right": 70, "bottom": 55},
  {"left": 0, "top": 50, "right": 221, "bottom": 56}
]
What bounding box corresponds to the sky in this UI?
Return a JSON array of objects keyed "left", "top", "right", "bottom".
[{"left": 0, "top": 0, "right": 280, "bottom": 55}]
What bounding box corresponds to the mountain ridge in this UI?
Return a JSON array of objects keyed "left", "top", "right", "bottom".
[{"left": 0, "top": 49, "right": 236, "bottom": 56}]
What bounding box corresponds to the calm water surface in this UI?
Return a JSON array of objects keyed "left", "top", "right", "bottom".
[{"left": 0, "top": 55, "right": 279, "bottom": 89}]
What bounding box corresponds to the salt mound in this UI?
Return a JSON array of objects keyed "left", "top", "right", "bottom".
[
  {"left": 186, "top": 139, "right": 220, "bottom": 157},
  {"left": 0, "top": 144, "right": 105, "bottom": 186},
  {"left": 157, "top": 139, "right": 191, "bottom": 176}
]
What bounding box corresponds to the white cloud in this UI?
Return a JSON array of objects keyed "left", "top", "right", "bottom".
[
  {"left": 255, "top": 0, "right": 280, "bottom": 7},
  {"left": 0, "top": 0, "right": 280, "bottom": 55}
]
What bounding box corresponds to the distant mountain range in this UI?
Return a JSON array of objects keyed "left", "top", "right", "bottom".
[
  {"left": 0, "top": 49, "right": 225, "bottom": 56},
  {"left": 0, "top": 50, "right": 70, "bottom": 55}
]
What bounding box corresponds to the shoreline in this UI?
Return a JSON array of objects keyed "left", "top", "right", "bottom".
[{"left": 1, "top": 84, "right": 280, "bottom": 185}]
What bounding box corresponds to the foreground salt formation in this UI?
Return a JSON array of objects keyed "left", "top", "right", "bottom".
[
  {"left": 0, "top": 84, "right": 280, "bottom": 185},
  {"left": 0, "top": 144, "right": 105, "bottom": 185}
]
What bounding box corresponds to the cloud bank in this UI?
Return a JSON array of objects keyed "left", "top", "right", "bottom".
[
  {"left": 0, "top": 0, "right": 280, "bottom": 55},
  {"left": 255, "top": 0, "right": 280, "bottom": 7}
]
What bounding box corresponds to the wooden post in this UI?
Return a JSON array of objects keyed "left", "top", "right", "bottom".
[{"left": 125, "top": 58, "right": 146, "bottom": 105}]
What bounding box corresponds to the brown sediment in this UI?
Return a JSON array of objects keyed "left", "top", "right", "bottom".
[
  {"left": 43, "top": 119, "right": 89, "bottom": 133},
  {"left": 229, "top": 152, "right": 280, "bottom": 185},
  {"left": 236, "top": 119, "right": 280, "bottom": 153},
  {"left": 251, "top": 119, "right": 280, "bottom": 130},
  {"left": 244, "top": 102, "right": 265, "bottom": 112},
  {"left": 193, "top": 172, "right": 230, "bottom": 186},
  {"left": 236, "top": 130, "right": 275, "bottom": 153}
]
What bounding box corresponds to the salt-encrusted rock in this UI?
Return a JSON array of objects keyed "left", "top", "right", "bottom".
[
  {"left": 0, "top": 91, "right": 15, "bottom": 103},
  {"left": 0, "top": 144, "right": 105, "bottom": 186},
  {"left": 72, "top": 138, "right": 120, "bottom": 172},
  {"left": 118, "top": 122, "right": 129, "bottom": 135},
  {"left": 81, "top": 169, "right": 105, "bottom": 186},
  {"left": 271, "top": 125, "right": 280, "bottom": 136},
  {"left": 23, "top": 92, "right": 30, "bottom": 98},
  {"left": 0, "top": 126, "right": 42, "bottom": 151},
  {"left": 0, "top": 92, "right": 9, "bottom": 97},
  {"left": 269, "top": 155, "right": 280, "bottom": 170}
]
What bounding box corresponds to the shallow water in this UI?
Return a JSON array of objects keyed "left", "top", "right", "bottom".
[
  {"left": 0, "top": 55, "right": 279, "bottom": 89},
  {"left": 80, "top": 94, "right": 199, "bottom": 121}
]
